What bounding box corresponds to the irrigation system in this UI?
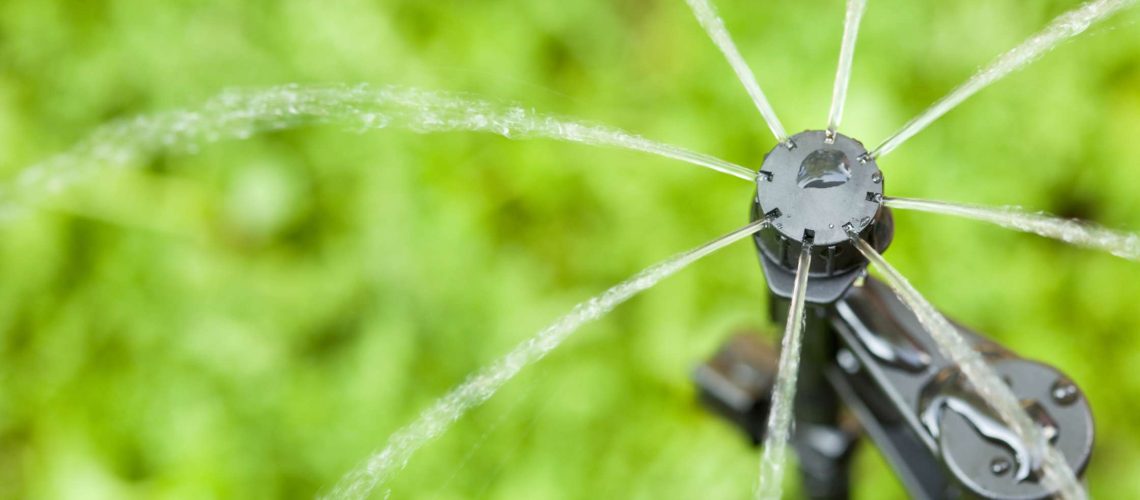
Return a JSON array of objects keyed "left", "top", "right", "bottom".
[{"left": 14, "top": 0, "right": 1139, "bottom": 498}]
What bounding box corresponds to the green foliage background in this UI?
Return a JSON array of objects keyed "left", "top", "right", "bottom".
[{"left": 0, "top": 0, "right": 1139, "bottom": 498}]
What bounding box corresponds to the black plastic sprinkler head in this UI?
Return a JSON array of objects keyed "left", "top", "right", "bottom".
[{"left": 751, "top": 130, "right": 893, "bottom": 304}]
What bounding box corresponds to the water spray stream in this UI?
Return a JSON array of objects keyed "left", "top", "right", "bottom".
[
  {"left": 683, "top": 0, "right": 788, "bottom": 143},
  {"left": 827, "top": 0, "right": 868, "bottom": 136},
  {"left": 325, "top": 219, "right": 770, "bottom": 500},
  {"left": 885, "top": 196, "right": 1140, "bottom": 262},
  {"left": 872, "top": 0, "right": 1136, "bottom": 159},
  {"left": 755, "top": 244, "right": 812, "bottom": 499},
  {"left": 850, "top": 234, "right": 1087, "bottom": 500},
  {"left": 14, "top": 84, "right": 754, "bottom": 206}
]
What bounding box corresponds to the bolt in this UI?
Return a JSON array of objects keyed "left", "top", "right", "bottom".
[
  {"left": 1051, "top": 379, "right": 1080, "bottom": 406},
  {"left": 991, "top": 458, "right": 1012, "bottom": 476},
  {"left": 837, "top": 349, "right": 860, "bottom": 374}
]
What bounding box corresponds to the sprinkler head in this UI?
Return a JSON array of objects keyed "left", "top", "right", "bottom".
[{"left": 751, "top": 130, "right": 893, "bottom": 303}]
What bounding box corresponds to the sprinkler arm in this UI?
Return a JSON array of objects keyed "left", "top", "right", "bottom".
[{"left": 695, "top": 276, "right": 1094, "bottom": 499}]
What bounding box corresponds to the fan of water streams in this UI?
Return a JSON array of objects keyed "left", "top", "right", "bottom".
[{"left": 9, "top": 0, "right": 1137, "bottom": 497}]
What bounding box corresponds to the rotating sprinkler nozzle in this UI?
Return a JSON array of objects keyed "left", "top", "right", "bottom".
[{"left": 751, "top": 130, "right": 893, "bottom": 303}]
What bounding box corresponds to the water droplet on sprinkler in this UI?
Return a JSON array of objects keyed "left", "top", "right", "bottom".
[{"left": 798, "top": 149, "right": 852, "bottom": 189}]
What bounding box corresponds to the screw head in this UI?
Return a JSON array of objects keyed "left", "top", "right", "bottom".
[
  {"left": 1051, "top": 379, "right": 1080, "bottom": 406},
  {"left": 990, "top": 458, "right": 1012, "bottom": 476}
]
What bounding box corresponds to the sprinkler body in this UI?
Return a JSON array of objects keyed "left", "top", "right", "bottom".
[
  {"left": 696, "top": 130, "right": 1094, "bottom": 499},
  {"left": 696, "top": 278, "right": 1096, "bottom": 499}
]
